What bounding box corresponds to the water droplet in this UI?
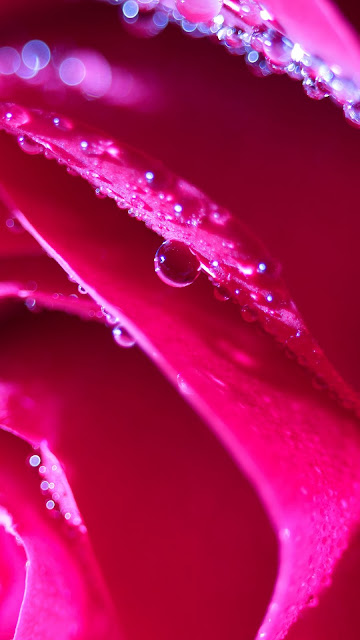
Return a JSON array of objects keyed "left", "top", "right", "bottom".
[
  {"left": 262, "top": 31, "right": 293, "bottom": 66},
  {"left": 29, "top": 454, "right": 41, "bottom": 467},
  {"left": 344, "top": 102, "right": 360, "bottom": 128},
  {"left": 213, "top": 285, "right": 230, "bottom": 301},
  {"left": 17, "top": 135, "right": 42, "bottom": 155},
  {"left": 241, "top": 305, "right": 257, "bottom": 323},
  {"left": 0, "top": 104, "right": 29, "bottom": 127},
  {"left": 95, "top": 187, "right": 107, "bottom": 199},
  {"left": 78, "top": 284, "right": 87, "bottom": 295},
  {"left": 112, "top": 324, "right": 136, "bottom": 348},
  {"left": 303, "top": 77, "right": 328, "bottom": 100},
  {"left": 154, "top": 240, "right": 201, "bottom": 288},
  {"left": 46, "top": 499, "right": 55, "bottom": 510},
  {"left": 176, "top": 0, "right": 222, "bottom": 23},
  {"left": 307, "top": 595, "right": 319, "bottom": 608}
]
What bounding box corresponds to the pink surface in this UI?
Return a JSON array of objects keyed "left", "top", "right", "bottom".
[{"left": 1, "top": 2, "right": 360, "bottom": 640}]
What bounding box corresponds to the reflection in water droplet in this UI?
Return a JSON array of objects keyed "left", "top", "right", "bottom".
[
  {"left": 154, "top": 240, "right": 201, "bottom": 288},
  {"left": 262, "top": 31, "right": 292, "bottom": 66},
  {"left": 17, "top": 135, "right": 42, "bottom": 155},
  {"left": 25, "top": 298, "right": 37, "bottom": 310},
  {"left": 112, "top": 324, "right": 136, "bottom": 348}
]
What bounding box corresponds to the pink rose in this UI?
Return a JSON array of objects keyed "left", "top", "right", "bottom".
[{"left": 1, "top": 1, "right": 360, "bottom": 638}]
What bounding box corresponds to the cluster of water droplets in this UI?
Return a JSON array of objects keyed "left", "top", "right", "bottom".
[
  {"left": 27, "top": 450, "right": 86, "bottom": 531},
  {"left": 108, "top": 0, "right": 360, "bottom": 127}
]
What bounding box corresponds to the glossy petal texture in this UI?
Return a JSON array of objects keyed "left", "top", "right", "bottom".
[
  {"left": 1, "top": 2, "right": 360, "bottom": 639},
  {"left": 263, "top": 0, "right": 360, "bottom": 75},
  {"left": 0, "top": 429, "right": 120, "bottom": 640},
  {"left": 0, "top": 103, "right": 360, "bottom": 640},
  {"left": 0, "top": 307, "right": 278, "bottom": 640}
]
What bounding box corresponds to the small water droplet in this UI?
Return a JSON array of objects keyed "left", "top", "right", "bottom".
[
  {"left": 344, "top": 101, "right": 360, "bottom": 127},
  {"left": 241, "top": 305, "right": 257, "bottom": 323},
  {"left": 17, "top": 134, "right": 42, "bottom": 155},
  {"left": 46, "top": 499, "right": 55, "bottom": 510},
  {"left": 303, "top": 77, "right": 329, "bottom": 100},
  {"left": 29, "top": 454, "right": 41, "bottom": 467},
  {"left": 154, "top": 240, "right": 201, "bottom": 288},
  {"left": 213, "top": 285, "right": 230, "bottom": 301},
  {"left": 112, "top": 324, "right": 136, "bottom": 348},
  {"left": 78, "top": 284, "right": 87, "bottom": 295},
  {"left": 25, "top": 297, "right": 37, "bottom": 310},
  {"left": 95, "top": 187, "right": 106, "bottom": 199},
  {"left": 176, "top": 0, "right": 223, "bottom": 23},
  {"left": 0, "top": 104, "right": 29, "bottom": 127},
  {"left": 307, "top": 595, "right": 319, "bottom": 608},
  {"left": 262, "top": 31, "right": 292, "bottom": 66},
  {"left": 52, "top": 115, "right": 73, "bottom": 131}
]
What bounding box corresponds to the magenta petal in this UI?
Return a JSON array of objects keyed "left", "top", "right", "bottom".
[
  {"left": 0, "top": 514, "right": 26, "bottom": 638},
  {"left": 0, "top": 309, "right": 277, "bottom": 640},
  {"left": 263, "top": 0, "right": 360, "bottom": 75},
  {"left": 0, "top": 428, "right": 121, "bottom": 640},
  {"left": 0, "top": 110, "right": 360, "bottom": 639}
]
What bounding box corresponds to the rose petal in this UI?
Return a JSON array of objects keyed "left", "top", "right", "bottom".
[
  {"left": 0, "top": 108, "right": 360, "bottom": 639},
  {"left": 0, "top": 309, "right": 277, "bottom": 640},
  {"left": 0, "top": 427, "right": 121, "bottom": 639},
  {"left": 264, "top": 0, "right": 360, "bottom": 75}
]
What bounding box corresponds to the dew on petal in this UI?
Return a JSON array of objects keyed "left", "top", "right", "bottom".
[
  {"left": 176, "top": 0, "right": 223, "bottom": 23},
  {"left": 241, "top": 305, "right": 257, "bottom": 323},
  {"left": 154, "top": 240, "right": 201, "bottom": 287},
  {"left": 17, "top": 135, "right": 42, "bottom": 155},
  {"left": 112, "top": 324, "right": 136, "bottom": 348},
  {"left": 343, "top": 101, "right": 360, "bottom": 127}
]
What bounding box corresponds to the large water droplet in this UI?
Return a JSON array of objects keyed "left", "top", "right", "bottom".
[
  {"left": 262, "top": 31, "right": 293, "bottom": 66},
  {"left": 17, "top": 135, "right": 42, "bottom": 155},
  {"left": 154, "top": 240, "right": 201, "bottom": 288},
  {"left": 112, "top": 324, "right": 136, "bottom": 348}
]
